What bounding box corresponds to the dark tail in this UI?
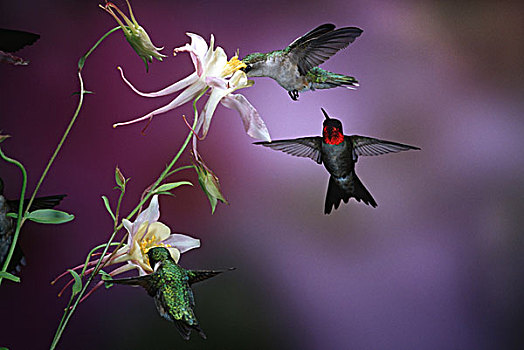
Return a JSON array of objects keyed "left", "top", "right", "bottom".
[{"left": 324, "top": 173, "right": 377, "bottom": 214}]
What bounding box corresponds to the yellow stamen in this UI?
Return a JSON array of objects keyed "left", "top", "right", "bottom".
[{"left": 222, "top": 56, "right": 247, "bottom": 77}]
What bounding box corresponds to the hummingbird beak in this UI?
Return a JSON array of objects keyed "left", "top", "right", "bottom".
[{"left": 321, "top": 108, "right": 330, "bottom": 120}]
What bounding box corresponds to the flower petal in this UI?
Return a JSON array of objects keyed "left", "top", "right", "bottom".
[
  {"left": 205, "top": 46, "right": 228, "bottom": 78},
  {"left": 201, "top": 87, "right": 230, "bottom": 137},
  {"left": 122, "top": 218, "right": 134, "bottom": 235},
  {"left": 174, "top": 33, "right": 208, "bottom": 76},
  {"left": 167, "top": 247, "right": 181, "bottom": 263},
  {"left": 113, "top": 80, "right": 207, "bottom": 128},
  {"left": 221, "top": 94, "right": 271, "bottom": 141},
  {"left": 161, "top": 233, "right": 201, "bottom": 254},
  {"left": 118, "top": 66, "right": 198, "bottom": 97},
  {"left": 135, "top": 195, "right": 160, "bottom": 227},
  {"left": 144, "top": 222, "right": 171, "bottom": 242},
  {"left": 205, "top": 76, "right": 228, "bottom": 90}
]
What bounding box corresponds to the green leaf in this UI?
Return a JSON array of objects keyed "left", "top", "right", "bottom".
[
  {"left": 68, "top": 269, "right": 82, "bottom": 296},
  {"left": 0, "top": 346, "right": 10, "bottom": 350},
  {"left": 0, "top": 271, "right": 20, "bottom": 283},
  {"left": 154, "top": 191, "right": 175, "bottom": 197},
  {"left": 6, "top": 212, "right": 17, "bottom": 219},
  {"left": 71, "top": 90, "right": 94, "bottom": 96},
  {"left": 115, "top": 166, "right": 126, "bottom": 187},
  {"left": 101, "top": 196, "right": 116, "bottom": 221},
  {"left": 0, "top": 134, "right": 11, "bottom": 143},
  {"left": 26, "top": 209, "right": 75, "bottom": 224},
  {"left": 99, "top": 270, "right": 113, "bottom": 288},
  {"left": 78, "top": 56, "right": 86, "bottom": 70},
  {"left": 154, "top": 181, "right": 193, "bottom": 194}
]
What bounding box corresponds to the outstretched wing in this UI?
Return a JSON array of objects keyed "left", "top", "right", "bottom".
[
  {"left": 0, "top": 28, "right": 40, "bottom": 52},
  {"left": 287, "top": 24, "right": 363, "bottom": 75},
  {"left": 7, "top": 194, "right": 66, "bottom": 212},
  {"left": 109, "top": 274, "right": 158, "bottom": 297},
  {"left": 255, "top": 137, "right": 323, "bottom": 164},
  {"left": 187, "top": 268, "right": 235, "bottom": 285},
  {"left": 350, "top": 136, "right": 420, "bottom": 157}
]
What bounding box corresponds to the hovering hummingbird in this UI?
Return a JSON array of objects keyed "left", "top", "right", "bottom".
[
  {"left": 255, "top": 109, "right": 420, "bottom": 214},
  {"left": 0, "top": 177, "right": 66, "bottom": 273},
  {"left": 107, "top": 246, "right": 234, "bottom": 340},
  {"left": 241, "top": 23, "right": 363, "bottom": 101}
]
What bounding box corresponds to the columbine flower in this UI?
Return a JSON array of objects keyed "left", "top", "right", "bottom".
[
  {"left": 53, "top": 195, "right": 199, "bottom": 300},
  {"left": 192, "top": 152, "right": 228, "bottom": 214},
  {"left": 112, "top": 32, "right": 271, "bottom": 145},
  {"left": 109, "top": 195, "right": 200, "bottom": 275},
  {"left": 100, "top": 0, "right": 166, "bottom": 72}
]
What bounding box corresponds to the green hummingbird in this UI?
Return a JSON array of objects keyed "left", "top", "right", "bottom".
[
  {"left": 241, "top": 23, "right": 363, "bottom": 100},
  {"left": 0, "top": 177, "right": 66, "bottom": 273},
  {"left": 255, "top": 109, "right": 420, "bottom": 214},
  {"left": 107, "top": 246, "right": 234, "bottom": 340}
]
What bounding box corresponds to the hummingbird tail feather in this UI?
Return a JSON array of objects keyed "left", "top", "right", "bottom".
[
  {"left": 325, "top": 176, "right": 346, "bottom": 214},
  {"left": 309, "top": 67, "right": 359, "bottom": 90},
  {"left": 347, "top": 172, "right": 377, "bottom": 208},
  {"left": 324, "top": 173, "right": 377, "bottom": 214}
]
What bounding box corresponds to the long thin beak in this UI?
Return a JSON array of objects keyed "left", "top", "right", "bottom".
[{"left": 321, "top": 108, "right": 330, "bottom": 120}]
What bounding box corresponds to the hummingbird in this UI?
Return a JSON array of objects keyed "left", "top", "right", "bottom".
[
  {"left": 255, "top": 109, "right": 420, "bottom": 214},
  {"left": 107, "top": 246, "right": 234, "bottom": 340},
  {"left": 241, "top": 23, "right": 363, "bottom": 101},
  {"left": 0, "top": 177, "right": 66, "bottom": 273},
  {"left": 0, "top": 28, "right": 40, "bottom": 65}
]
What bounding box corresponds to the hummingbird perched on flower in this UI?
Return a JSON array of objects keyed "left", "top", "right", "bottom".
[
  {"left": 241, "top": 23, "right": 363, "bottom": 101},
  {"left": 0, "top": 177, "right": 66, "bottom": 273},
  {"left": 255, "top": 109, "right": 420, "bottom": 214},
  {"left": 107, "top": 246, "right": 234, "bottom": 340}
]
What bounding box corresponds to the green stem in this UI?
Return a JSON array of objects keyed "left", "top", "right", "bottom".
[
  {"left": 50, "top": 89, "right": 206, "bottom": 350},
  {"left": 25, "top": 27, "right": 120, "bottom": 221},
  {"left": 48, "top": 27, "right": 121, "bottom": 350},
  {"left": 165, "top": 165, "right": 196, "bottom": 178},
  {"left": 23, "top": 70, "right": 85, "bottom": 226},
  {"left": 0, "top": 150, "right": 27, "bottom": 286}
]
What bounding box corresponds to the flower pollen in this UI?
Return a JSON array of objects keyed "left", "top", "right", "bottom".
[{"left": 222, "top": 56, "right": 247, "bottom": 77}]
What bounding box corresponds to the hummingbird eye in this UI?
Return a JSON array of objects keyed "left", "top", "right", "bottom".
[{"left": 244, "top": 64, "right": 252, "bottom": 73}]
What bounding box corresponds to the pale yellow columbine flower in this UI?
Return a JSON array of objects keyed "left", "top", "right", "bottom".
[
  {"left": 113, "top": 32, "right": 271, "bottom": 144},
  {"left": 53, "top": 195, "right": 199, "bottom": 300},
  {"left": 100, "top": 0, "right": 166, "bottom": 72},
  {"left": 110, "top": 195, "right": 200, "bottom": 275}
]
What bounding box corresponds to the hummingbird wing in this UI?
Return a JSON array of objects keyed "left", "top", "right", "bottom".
[
  {"left": 350, "top": 136, "right": 420, "bottom": 157},
  {"left": 0, "top": 28, "right": 40, "bottom": 52},
  {"left": 109, "top": 274, "right": 158, "bottom": 297},
  {"left": 7, "top": 194, "right": 67, "bottom": 212},
  {"left": 287, "top": 24, "right": 363, "bottom": 75},
  {"left": 254, "top": 137, "right": 323, "bottom": 164},
  {"left": 187, "top": 268, "right": 235, "bottom": 285}
]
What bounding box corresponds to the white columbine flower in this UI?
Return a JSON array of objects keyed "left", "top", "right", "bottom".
[{"left": 113, "top": 32, "right": 271, "bottom": 144}]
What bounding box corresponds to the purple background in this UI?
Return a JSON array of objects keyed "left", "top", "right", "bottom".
[{"left": 1, "top": 0, "right": 524, "bottom": 349}]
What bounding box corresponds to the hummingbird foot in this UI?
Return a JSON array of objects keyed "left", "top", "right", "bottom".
[{"left": 288, "top": 90, "right": 299, "bottom": 101}]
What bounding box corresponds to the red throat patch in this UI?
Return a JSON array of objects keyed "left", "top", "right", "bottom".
[{"left": 323, "top": 126, "right": 344, "bottom": 145}]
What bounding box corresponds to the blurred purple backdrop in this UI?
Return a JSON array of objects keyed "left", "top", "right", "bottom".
[{"left": 1, "top": 0, "right": 523, "bottom": 349}]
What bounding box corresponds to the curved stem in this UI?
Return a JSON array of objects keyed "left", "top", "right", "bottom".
[
  {"left": 49, "top": 27, "right": 121, "bottom": 350},
  {"left": 0, "top": 150, "right": 27, "bottom": 286},
  {"left": 50, "top": 89, "right": 207, "bottom": 350}
]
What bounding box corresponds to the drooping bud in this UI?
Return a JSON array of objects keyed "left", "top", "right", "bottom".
[
  {"left": 100, "top": 0, "right": 166, "bottom": 72},
  {"left": 192, "top": 153, "right": 228, "bottom": 214}
]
